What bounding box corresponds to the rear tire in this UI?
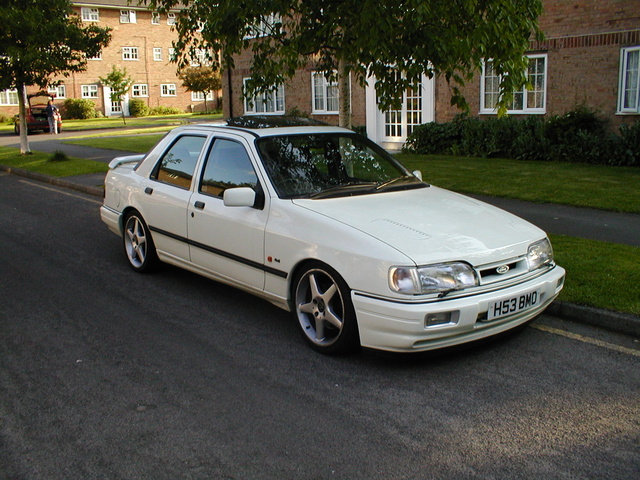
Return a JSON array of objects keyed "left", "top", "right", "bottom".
[{"left": 123, "top": 211, "right": 158, "bottom": 273}]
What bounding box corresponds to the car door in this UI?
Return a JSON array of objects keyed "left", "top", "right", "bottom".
[
  {"left": 187, "top": 136, "right": 269, "bottom": 291},
  {"left": 136, "top": 134, "right": 207, "bottom": 262}
]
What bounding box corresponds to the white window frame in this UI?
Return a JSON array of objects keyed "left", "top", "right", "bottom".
[
  {"left": 0, "top": 89, "right": 19, "bottom": 106},
  {"left": 151, "top": 12, "right": 160, "bottom": 25},
  {"left": 167, "top": 13, "right": 176, "bottom": 25},
  {"left": 168, "top": 48, "right": 177, "bottom": 62},
  {"left": 81, "top": 7, "right": 99, "bottom": 22},
  {"left": 48, "top": 85, "right": 66, "bottom": 99},
  {"left": 312, "top": 71, "right": 339, "bottom": 114},
  {"left": 243, "top": 79, "right": 285, "bottom": 115},
  {"left": 618, "top": 46, "right": 640, "bottom": 114},
  {"left": 122, "top": 46, "right": 139, "bottom": 61},
  {"left": 161, "top": 84, "right": 177, "bottom": 97},
  {"left": 191, "top": 91, "right": 215, "bottom": 102},
  {"left": 82, "top": 85, "right": 99, "bottom": 98},
  {"left": 120, "top": 10, "right": 137, "bottom": 24},
  {"left": 480, "top": 54, "right": 547, "bottom": 114},
  {"left": 153, "top": 48, "right": 162, "bottom": 62},
  {"left": 132, "top": 84, "right": 149, "bottom": 97},
  {"left": 245, "top": 13, "right": 282, "bottom": 39}
]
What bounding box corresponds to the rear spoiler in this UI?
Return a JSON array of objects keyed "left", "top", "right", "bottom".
[{"left": 108, "top": 154, "right": 145, "bottom": 170}]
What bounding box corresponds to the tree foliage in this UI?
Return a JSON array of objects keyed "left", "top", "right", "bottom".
[
  {"left": 0, "top": 0, "right": 111, "bottom": 152},
  {"left": 144, "top": 0, "right": 542, "bottom": 126},
  {"left": 100, "top": 65, "right": 134, "bottom": 124},
  {"left": 179, "top": 66, "right": 222, "bottom": 111}
]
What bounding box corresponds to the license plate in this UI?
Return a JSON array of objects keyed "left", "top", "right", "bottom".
[{"left": 488, "top": 289, "right": 541, "bottom": 321}]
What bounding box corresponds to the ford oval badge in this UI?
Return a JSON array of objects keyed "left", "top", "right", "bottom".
[{"left": 496, "top": 265, "right": 510, "bottom": 275}]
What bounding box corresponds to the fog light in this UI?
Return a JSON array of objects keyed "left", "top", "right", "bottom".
[{"left": 425, "top": 312, "right": 454, "bottom": 328}]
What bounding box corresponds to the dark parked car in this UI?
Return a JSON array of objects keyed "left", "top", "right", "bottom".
[{"left": 14, "top": 92, "right": 62, "bottom": 135}]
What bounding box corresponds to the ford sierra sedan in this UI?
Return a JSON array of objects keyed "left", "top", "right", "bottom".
[{"left": 101, "top": 116, "right": 565, "bottom": 354}]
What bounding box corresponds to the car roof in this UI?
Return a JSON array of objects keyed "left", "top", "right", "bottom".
[{"left": 186, "top": 115, "right": 354, "bottom": 138}]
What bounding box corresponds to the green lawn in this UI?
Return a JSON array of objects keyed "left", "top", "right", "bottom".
[
  {"left": 64, "top": 134, "right": 164, "bottom": 153},
  {"left": 397, "top": 153, "right": 640, "bottom": 214},
  {"left": 550, "top": 234, "right": 640, "bottom": 316},
  {"left": 0, "top": 146, "right": 108, "bottom": 176}
]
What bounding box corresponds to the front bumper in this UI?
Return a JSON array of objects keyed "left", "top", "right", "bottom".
[{"left": 352, "top": 266, "right": 566, "bottom": 352}]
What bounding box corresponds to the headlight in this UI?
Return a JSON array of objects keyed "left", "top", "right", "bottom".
[
  {"left": 390, "top": 262, "right": 478, "bottom": 295},
  {"left": 527, "top": 238, "right": 554, "bottom": 271}
]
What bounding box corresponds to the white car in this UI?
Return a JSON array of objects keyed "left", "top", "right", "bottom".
[{"left": 101, "top": 117, "right": 565, "bottom": 354}]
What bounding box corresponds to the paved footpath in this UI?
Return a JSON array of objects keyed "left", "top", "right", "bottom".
[{"left": 2, "top": 130, "right": 639, "bottom": 336}]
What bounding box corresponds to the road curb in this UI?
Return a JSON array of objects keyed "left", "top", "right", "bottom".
[
  {"left": 3, "top": 164, "right": 639, "bottom": 339},
  {"left": 546, "top": 301, "right": 640, "bottom": 338},
  {"left": 0, "top": 165, "right": 103, "bottom": 198}
]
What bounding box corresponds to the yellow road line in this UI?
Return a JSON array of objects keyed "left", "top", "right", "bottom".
[
  {"left": 532, "top": 324, "right": 640, "bottom": 357},
  {"left": 18, "top": 180, "right": 102, "bottom": 205}
]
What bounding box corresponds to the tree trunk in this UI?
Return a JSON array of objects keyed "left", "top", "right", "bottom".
[
  {"left": 337, "top": 58, "right": 351, "bottom": 129},
  {"left": 18, "top": 84, "right": 31, "bottom": 155}
]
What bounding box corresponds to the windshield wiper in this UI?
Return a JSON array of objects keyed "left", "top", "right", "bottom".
[
  {"left": 308, "top": 181, "right": 378, "bottom": 199},
  {"left": 375, "top": 175, "right": 425, "bottom": 192}
]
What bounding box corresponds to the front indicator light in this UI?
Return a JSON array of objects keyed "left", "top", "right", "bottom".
[{"left": 424, "top": 312, "right": 458, "bottom": 328}]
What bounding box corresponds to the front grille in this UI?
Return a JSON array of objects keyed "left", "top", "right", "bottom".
[{"left": 477, "top": 257, "right": 529, "bottom": 285}]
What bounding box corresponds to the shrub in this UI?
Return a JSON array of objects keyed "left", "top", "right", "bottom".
[
  {"left": 64, "top": 98, "right": 98, "bottom": 119},
  {"left": 149, "top": 106, "right": 184, "bottom": 115},
  {"left": 403, "top": 107, "right": 639, "bottom": 167},
  {"left": 129, "top": 98, "right": 149, "bottom": 117},
  {"left": 48, "top": 150, "right": 69, "bottom": 162}
]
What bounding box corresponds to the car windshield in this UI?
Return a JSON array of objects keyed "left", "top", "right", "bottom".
[{"left": 257, "top": 133, "right": 426, "bottom": 199}]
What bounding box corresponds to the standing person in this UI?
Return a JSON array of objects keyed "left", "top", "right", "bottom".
[{"left": 46, "top": 99, "right": 59, "bottom": 134}]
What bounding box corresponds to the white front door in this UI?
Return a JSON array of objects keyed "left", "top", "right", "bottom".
[{"left": 366, "top": 74, "right": 434, "bottom": 151}]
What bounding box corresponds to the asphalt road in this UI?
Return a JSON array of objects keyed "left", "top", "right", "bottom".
[{"left": 1, "top": 173, "right": 639, "bottom": 480}]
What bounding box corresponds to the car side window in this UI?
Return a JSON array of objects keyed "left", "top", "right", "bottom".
[
  {"left": 199, "top": 138, "right": 258, "bottom": 198},
  {"left": 152, "top": 135, "right": 206, "bottom": 189}
]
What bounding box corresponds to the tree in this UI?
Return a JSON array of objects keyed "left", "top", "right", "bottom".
[
  {"left": 0, "top": 0, "right": 111, "bottom": 153},
  {"left": 144, "top": 0, "right": 543, "bottom": 128},
  {"left": 100, "top": 66, "right": 135, "bottom": 125},
  {"left": 179, "top": 66, "right": 222, "bottom": 112}
]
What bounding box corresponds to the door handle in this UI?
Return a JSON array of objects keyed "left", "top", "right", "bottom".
[
  {"left": 144, "top": 187, "right": 153, "bottom": 195},
  {"left": 194, "top": 201, "right": 206, "bottom": 209}
]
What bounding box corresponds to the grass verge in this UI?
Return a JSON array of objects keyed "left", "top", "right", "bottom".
[
  {"left": 65, "top": 134, "right": 163, "bottom": 153},
  {"left": 0, "top": 146, "right": 108, "bottom": 176},
  {"left": 550, "top": 234, "right": 640, "bottom": 316},
  {"left": 397, "top": 153, "right": 640, "bottom": 214}
]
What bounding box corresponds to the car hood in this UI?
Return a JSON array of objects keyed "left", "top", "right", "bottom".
[{"left": 292, "top": 186, "right": 545, "bottom": 266}]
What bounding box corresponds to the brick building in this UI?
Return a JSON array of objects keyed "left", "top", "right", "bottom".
[
  {"left": 0, "top": 0, "right": 219, "bottom": 118},
  {"left": 223, "top": 0, "right": 640, "bottom": 150}
]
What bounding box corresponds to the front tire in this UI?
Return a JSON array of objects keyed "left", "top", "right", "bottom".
[
  {"left": 292, "top": 263, "right": 359, "bottom": 354},
  {"left": 123, "top": 211, "right": 158, "bottom": 273}
]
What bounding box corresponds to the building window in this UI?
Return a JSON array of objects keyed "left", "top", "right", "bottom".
[
  {"left": 120, "top": 10, "right": 137, "bottom": 24},
  {"left": 312, "top": 72, "right": 339, "bottom": 114},
  {"left": 48, "top": 85, "right": 66, "bottom": 99},
  {"left": 0, "top": 89, "right": 19, "bottom": 106},
  {"left": 161, "top": 84, "right": 177, "bottom": 97},
  {"left": 81, "top": 7, "right": 99, "bottom": 22},
  {"left": 153, "top": 48, "right": 162, "bottom": 61},
  {"left": 192, "top": 91, "right": 215, "bottom": 102},
  {"left": 87, "top": 52, "right": 102, "bottom": 61},
  {"left": 245, "top": 13, "right": 282, "bottom": 39},
  {"left": 82, "top": 85, "right": 98, "bottom": 98},
  {"left": 132, "top": 84, "right": 148, "bottom": 97},
  {"left": 619, "top": 46, "right": 640, "bottom": 114},
  {"left": 167, "top": 13, "right": 176, "bottom": 25},
  {"left": 244, "top": 80, "right": 285, "bottom": 114},
  {"left": 151, "top": 12, "right": 160, "bottom": 25},
  {"left": 122, "top": 47, "right": 139, "bottom": 61},
  {"left": 481, "top": 54, "right": 547, "bottom": 114}
]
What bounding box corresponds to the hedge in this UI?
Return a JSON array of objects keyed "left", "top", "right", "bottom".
[{"left": 403, "top": 107, "right": 640, "bottom": 167}]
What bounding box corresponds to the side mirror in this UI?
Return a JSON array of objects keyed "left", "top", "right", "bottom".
[
  {"left": 412, "top": 170, "right": 423, "bottom": 181},
  {"left": 223, "top": 187, "right": 256, "bottom": 207}
]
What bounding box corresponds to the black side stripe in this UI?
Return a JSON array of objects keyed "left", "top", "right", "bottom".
[{"left": 149, "top": 226, "right": 288, "bottom": 279}]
